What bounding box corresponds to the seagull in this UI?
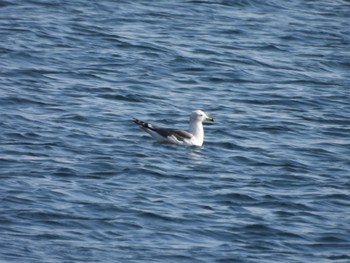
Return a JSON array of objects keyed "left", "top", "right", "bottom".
[{"left": 133, "top": 110, "right": 214, "bottom": 146}]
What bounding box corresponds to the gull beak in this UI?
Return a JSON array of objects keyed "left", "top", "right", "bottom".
[{"left": 206, "top": 116, "right": 214, "bottom": 122}]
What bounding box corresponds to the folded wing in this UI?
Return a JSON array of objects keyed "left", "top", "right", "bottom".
[{"left": 133, "top": 118, "right": 193, "bottom": 144}]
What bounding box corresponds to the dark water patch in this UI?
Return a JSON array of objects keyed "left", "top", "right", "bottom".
[
  {"left": 213, "top": 141, "right": 243, "bottom": 150},
  {"left": 0, "top": 95, "right": 53, "bottom": 107},
  {"left": 212, "top": 192, "right": 257, "bottom": 204},
  {"left": 99, "top": 93, "right": 145, "bottom": 103},
  {"left": 327, "top": 253, "right": 350, "bottom": 261},
  {"left": 53, "top": 167, "right": 78, "bottom": 177},
  {"left": 58, "top": 113, "right": 89, "bottom": 123},
  {"left": 137, "top": 210, "right": 184, "bottom": 223}
]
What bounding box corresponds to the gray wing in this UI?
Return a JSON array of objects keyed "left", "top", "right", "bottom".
[
  {"left": 157, "top": 128, "right": 193, "bottom": 141},
  {"left": 133, "top": 118, "right": 193, "bottom": 141}
]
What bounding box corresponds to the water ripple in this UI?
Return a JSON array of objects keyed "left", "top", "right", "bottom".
[{"left": 1, "top": 0, "right": 350, "bottom": 262}]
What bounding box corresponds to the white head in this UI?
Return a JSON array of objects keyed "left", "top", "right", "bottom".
[{"left": 190, "top": 110, "right": 214, "bottom": 123}]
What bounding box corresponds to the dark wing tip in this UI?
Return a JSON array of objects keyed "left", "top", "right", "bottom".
[
  {"left": 133, "top": 118, "right": 144, "bottom": 126},
  {"left": 133, "top": 118, "right": 153, "bottom": 130}
]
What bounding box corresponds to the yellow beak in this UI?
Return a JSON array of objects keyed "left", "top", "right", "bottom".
[{"left": 206, "top": 116, "right": 214, "bottom": 122}]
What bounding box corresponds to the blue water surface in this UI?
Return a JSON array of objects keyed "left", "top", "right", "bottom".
[{"left": 1, "top": 0, "right": 350, "bottom": 262}]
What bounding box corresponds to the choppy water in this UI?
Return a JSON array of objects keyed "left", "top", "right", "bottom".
[{"left": 1, "top": 1, "right": 350, "bottom": 262}]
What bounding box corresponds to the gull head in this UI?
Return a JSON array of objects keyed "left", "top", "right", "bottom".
[{"left": 190, "top": 110, "right": 214, "bottom": 123}]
